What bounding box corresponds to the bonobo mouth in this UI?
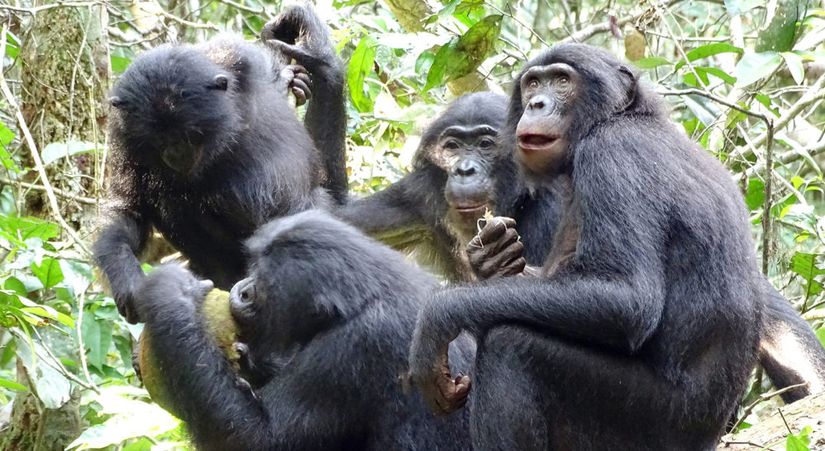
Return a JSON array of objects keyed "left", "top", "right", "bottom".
[{"left": 517, "top": 134, "right": 559, "bottom": 152}]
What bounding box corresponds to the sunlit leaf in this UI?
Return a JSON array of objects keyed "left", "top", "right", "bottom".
[
  {"left": 31, "top": 257, "right": 64, "bottom": 289},
  {"left": 425, "top": 15, "right": 501, "bottom": 90},
  {"left": 735, "top": 52, "right": 782, "bottom": 87},
  {"left": 674, "top": 43, "right": 743, "bottom": 70},
  {"left": 41, "top": 141, "right": 99, "bottom": 166},
  {"left": 781, "top": 52, "right": 805, "bottom": 84},
  {"left": 634, "top": 56, "right": 671, "bottom": 69},
  {"left": 347, "top": 35, "right": 377, "bottom": 112}
]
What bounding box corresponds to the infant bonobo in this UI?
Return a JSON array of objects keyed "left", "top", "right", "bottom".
[{"left": 134, "top": 210, "right": 473, "bottom": 451}]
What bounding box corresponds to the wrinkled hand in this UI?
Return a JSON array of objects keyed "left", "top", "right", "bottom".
[
  {"left": 408, "top": 308, "right": 471, "bottom": 415},
  {"left": 261, "top": 5, "right": 335, "bottom": 75},
  {"left": 468, "top": 216, "right": 526, "bottom": 280},
  {"left": 115, "top": 287, "right": 141, "bottom": 324},
  {"left": 133, "top": 264, "right": 213, "bottom": 321},
  {"left": 277, "top": 64, "right": 312, "bottom": 106}
]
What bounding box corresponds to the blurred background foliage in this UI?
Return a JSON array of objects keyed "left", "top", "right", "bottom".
[{"left": 0, "top": 0, "right": 823, "bottom": 449}]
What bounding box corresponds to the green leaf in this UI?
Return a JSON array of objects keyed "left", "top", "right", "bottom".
[
  {"left": 697, "top": 66, "right": 737, "bottom": 85},
  {"left": 757, "top": 1, "right": 807, "bottom": 52},
  {"left": 425, "top": 15, "right": 501, "bottom": 90},
  {"left": 0, "top": 215, "right": 60, "bottom": 244},
  {"left": 31, "top": 257, "right": 64, "bottom": 289},
  {"left": 111, "top": 55, "right": 132, "bottom": 75},
  {"left": 735, "top": 52, "right": 782, "bottom": 87},
  {"left": 786, "top": 426, "right": 812, "bottom": 451},
  {"left": 674, "top": 43, "right": 743, "bottom": 70},
  {"left": 816, "top": 327, "right": 825, "bottom": 349},
  {"left": 782, "top": 52, "right": 805, "bottom": 84},
  {"left": 0, "top": 377, "right": 27, "bottom": 392},
  {"left": 41, "top": 141, "right": 98, "bottom": 166},
  {"left": 634, "top": 56, "right": 671, "bottom": 69},
  {"left": 347, "top": 35, "right": 377, "bottom": 113},
  {"left": 745, "top": 178, "right": 765, "bottom": 210}
]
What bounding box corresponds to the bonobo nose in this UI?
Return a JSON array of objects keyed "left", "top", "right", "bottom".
[
  {"left": 453, "top": 159, "right": 478, "bottom": 177},
  {"left": 527, "top": 95, "right": 549, "bottom": 111},
  {"left": 230, "top": 277, "right": 255, "bottom": 305}
]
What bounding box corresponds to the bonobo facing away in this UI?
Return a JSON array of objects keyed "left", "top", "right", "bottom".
[
  {"left": 94, "top": 6, "right": 346, "bottom": 323},
  {"left": 409, "top": 44, "right": 763, "bottom": 450},
  {"left": 134, "top": 210, "right": 473, "bottom": 451},
  {"left": 337, "top": 92, "right": 521, "bottom": 280}
]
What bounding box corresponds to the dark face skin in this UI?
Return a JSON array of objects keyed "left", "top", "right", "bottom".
[
  {"left": 436, "top": 124, "right": 499, "bottom": 235},
  {"left": 516, "top": 63, "right": 577, "bottom": 175},
  {"left": 109, "top": 63, "right": 233, "bottom": 177}
]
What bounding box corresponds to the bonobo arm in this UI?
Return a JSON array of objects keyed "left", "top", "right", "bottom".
[
  {"left": 760, "top": 278, "right": 825, "bottom": 403},
  {"left": 335, "top": 173, "right": 432, "bottom": 248},
  {"left": 93, "top": 211, "right": 150, "bottom": 324},
  {"left": 263, "top": 5, "right": 347, "bottom": 204},
  {"left": 134, "top": 265, "right": 341, "bottom": 450}
]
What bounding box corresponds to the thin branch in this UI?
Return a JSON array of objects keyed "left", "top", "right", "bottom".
[
  {"left": 0, "top": 1, "right": 102, "bottom": 15},
  {"left": 0, "top": 176, "right": 97, "bottom": 205},
  {"left": 729, "top": 383, "right": 808, "bottom": 432}
]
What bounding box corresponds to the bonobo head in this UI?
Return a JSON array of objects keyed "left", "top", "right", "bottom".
[
  {"left": 108, "top": 45, "right": 242, "bottom": 177},
  {"left": 228, "top": 210, "right": 418, "bottom": 353},
  {"left": 415, "top": 92, "right": 508, "bottom": 237},
  {"left": 508, "top": 44, "right": 652, "bottom": 179}
]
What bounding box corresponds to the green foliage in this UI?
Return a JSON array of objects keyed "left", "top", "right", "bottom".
[{"left": 1, "top": 0, "right": 824, "bottom": 447}]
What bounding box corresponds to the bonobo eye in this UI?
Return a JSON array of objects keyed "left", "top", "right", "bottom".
[
  {"left": 479, "top": 138, "right": 494, "bottom": 149},
  {"left": 557, "top": 75, "right": 569, "bottom": 85},
  {"left": 527, "top": 78, "right": 539, "bottom": 89},
  {"left": 444, "top": 140, "right": 460, "bottom": 150},
  {"left": 109, "top": 96, "right": 124, "bottom": 108},
  {"left": 210, "top": 74, "right": 230, "bottom": 91}
]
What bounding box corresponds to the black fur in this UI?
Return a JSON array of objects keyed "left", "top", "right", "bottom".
[
  {"left": 134, "top": 210, "right": 473, "bottom": 450},
  {"left": 95, "top": 27, "right": 344, "bottom": 323},
  {"left": 337, "top": 92, "right": 508, "bottom": 280},
  {"left": 409, "top": 44, "right": 763, "bottom": 450}
]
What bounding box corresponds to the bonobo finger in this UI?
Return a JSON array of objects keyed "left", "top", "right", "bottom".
[
  {"left": 470, "top": 216, "right": 517, "bottom": 248},
  {"left": 265, "top": 40, "right": 317, "bottom": 69},
  {"left": 499, "top": 256, "right": 527, "bottom": 278},
  {"left": 291, "top": 78, "right": 311, "bottom": 100},
  {"left": 478, "top": 240, "right": 525, "bottom": 279}
]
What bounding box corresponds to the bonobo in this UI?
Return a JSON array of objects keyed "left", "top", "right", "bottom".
[
  {"left": 133, "top": 210, "right": 473, "bottom": 451},
  {"left": 94, "top": 6, "right": 346, "bottom": 323},
  {"left": 409, "top": 44, "right": 763, "bottom": 450},
  {"left": 337, "top": 92, "right": 523, "bottom": 280}
]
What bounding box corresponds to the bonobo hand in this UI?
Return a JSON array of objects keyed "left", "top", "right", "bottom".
[
  {"left": 467, "top": 216, "right": 526, "bottom": 280},
  {"left": 261, "top": 5, "right": 340, "bottom": 78},
  {"left": 277, "top": 64, "right": 312, "bottom": 106},
  {"left": 114, "top": 286, "right": 141, "bottom": 325},
  {"left": 407, "top": 299, "right": 471, "bottom": 415},
  {"left": 133, "top": 264, "right": 213, "bottom": 322}
]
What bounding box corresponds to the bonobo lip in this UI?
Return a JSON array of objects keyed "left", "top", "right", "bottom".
[
  {"left": 453, "top": 204, "right": 486, "bottom": 214},
  {"left": 517, "top": 133, "right": 560, "bottom": 152}
]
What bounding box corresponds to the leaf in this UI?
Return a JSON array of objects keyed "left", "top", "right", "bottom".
[
  {"left": 745, "top": 178, "right": 766, "bottom": 210},
  {"left": 0, "top": 377, "right": 27, "bottom": 392},
  {"left": 41, "top": 141, "right": 98, "bottom": 166},
  {"left": 782, "top": 52, "right": 805, "bottom": 84},
  {"left": 697, "top": 66, "right": 737, "bottom": 85},
  {"left": 634, "top": 56, "right": 671, "bottom": 69},
  {"left": 682, "top": 95, "right": 718, "bottom": 126},
  {"left": 735, "top": 52, "right": 782, "bottom": 87},
  {"left": 756, "top": 1, "right": 807, "bottom": 52},
  {"left": 0, "top": 215, "right": 60, "bottom": 244},
  {"left": 347, "top": 35, "right": 377, "bottom": 113},
  {"left": 31, "top": 257, "right": 64, "bottom": 289},
  {"left": 674, "top": 43, "right": 743, "bottom": 70},
  {"left": 111, "top": 55, "right": 132, "bottom": 75},
  {"left": 425, "top": 15, "right": 501, "bottom": 90}
]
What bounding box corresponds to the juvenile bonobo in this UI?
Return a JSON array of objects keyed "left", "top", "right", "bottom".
[
  {"left": 338, "top": 92, "right": 524, "bottom": 280},
  {"left": 409, "top": 44, "right": 763, "bottom": 450},
  {"left": 95, "top": 6, "right": 346, "bottom": 323},
  {"left": 134, "top": 210, "right": 473, "bottom": 451}
]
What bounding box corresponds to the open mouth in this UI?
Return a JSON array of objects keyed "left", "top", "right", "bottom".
[{"left": 517, "top": 134, "right": 559, "bottom": 151}]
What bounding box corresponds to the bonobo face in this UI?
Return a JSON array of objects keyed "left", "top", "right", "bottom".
[
  {"left": 109, "top": 48, "right": 238, "bottom": 177},
  {"left": 437, "top": 125, "right": 498, "bottom": 232},
  {"left": 515, "top": 63, "right": 577, "bottom": 175}
]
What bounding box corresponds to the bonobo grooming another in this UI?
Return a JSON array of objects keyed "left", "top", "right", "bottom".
[
  {"left": 134, "top": 210, "right": 473, "bottom": 451},
  {"left": 94, "top": 5, "right": 346, "bottom": 323},
  {"left": 338, "top": 92, "right": 534, "bottom": 280},
  {"left": 408, "top": 44, "right": 763, "bottom": 449}
]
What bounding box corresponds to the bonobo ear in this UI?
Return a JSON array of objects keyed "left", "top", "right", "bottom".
[
  {"left": 109, "top": 96, "right": 124, "bottom": 108},
  {"left": 617, "top": 65, "right": 637, "bottom": 112},
  {"left": 210, "top": 74, "right": 230, "bottom": 91}
]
